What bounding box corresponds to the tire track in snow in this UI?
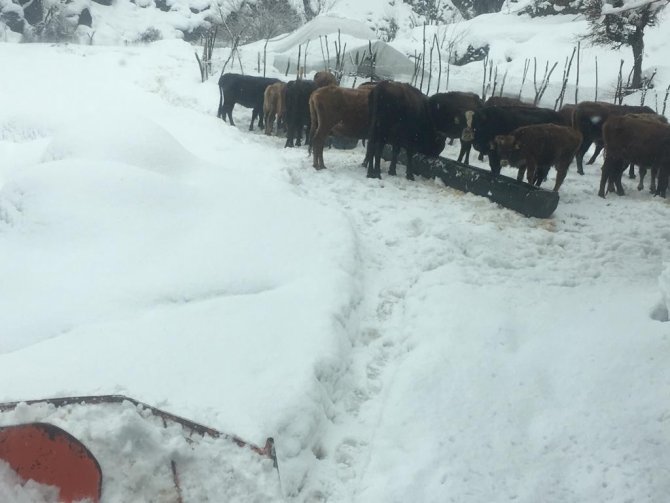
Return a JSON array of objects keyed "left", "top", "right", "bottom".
[{"left": 259, "top": 137, "right": 480, "bottom": 502}]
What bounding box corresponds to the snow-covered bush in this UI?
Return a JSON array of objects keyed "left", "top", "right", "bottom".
[
  {"left": 135, "top": 26, "right": 163, "bottom": 42},
  {"left": 24, "top": 0, "right": 79, "bottom": 42},
  {"left": 520, "top": 0, "right": 587, "bottom": 17},
  {"left": 218, "top": 0, "right": 301, "bottom": 44}
]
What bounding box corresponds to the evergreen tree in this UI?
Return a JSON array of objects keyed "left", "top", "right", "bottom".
[{"left": 583, "top": 0, "right": 667, "bottom": 89}]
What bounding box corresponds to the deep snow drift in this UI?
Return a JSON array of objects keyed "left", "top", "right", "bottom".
[{"left": 1, "top": 7, "right": 670, "bottom": 503}]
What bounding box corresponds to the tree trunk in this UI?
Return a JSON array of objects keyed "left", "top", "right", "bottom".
[
  {"left": 302, "top": 0, "right": 315, "bottom": 20},
  {"left": 630, "top": 27, "right": 644, "bottom": 89}
]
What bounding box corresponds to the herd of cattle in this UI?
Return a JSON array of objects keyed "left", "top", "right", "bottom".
[{"left": 217, "top": 71, "right": 670, "bottom": 199}]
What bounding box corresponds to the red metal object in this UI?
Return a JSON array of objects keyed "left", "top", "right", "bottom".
[
  {"left": 0, "top": 422, "right": 102, "bottom": 503},
  {"left": 0, "top": 395, "right": 279, "bottom": 469},
  {"left": 0, "top": 395, "right": 277, "bottom": 465}
]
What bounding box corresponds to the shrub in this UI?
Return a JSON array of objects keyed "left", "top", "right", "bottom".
[{"left": 135, "top": 26, "right": 162, "bottom": 43}]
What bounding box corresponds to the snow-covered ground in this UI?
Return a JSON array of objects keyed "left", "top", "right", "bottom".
[{"left": 1, "top": 6, "right": 670, "bottom": 503}]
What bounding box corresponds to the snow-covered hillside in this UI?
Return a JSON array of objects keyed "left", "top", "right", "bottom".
[{"left": 1, "top": 5, "right": 670, "bottom": 503}]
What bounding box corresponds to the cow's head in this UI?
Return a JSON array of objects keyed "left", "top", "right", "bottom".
[
  {"left": 493, "top": 134, "right": 521, "bottom": 166},
  {"left": 461, "top": 110, "right": 479, "bottom": 143}
]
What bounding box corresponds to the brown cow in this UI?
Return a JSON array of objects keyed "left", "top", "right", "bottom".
[
  {"left": 572, "top": 101, "right": 655, "bottom": 175},
  {"left": 308, "top": 85, "right": 374, "bottom": 169},
  {"left": 494, "top": 123, "right": 582, "bottom": 192},
  {"left": 629, "top": 113, "right": 670, "bottom": 192},
  {"left": 600, "top": 113, "right": 670, "bottom": 197},
  {"left": 314, "top": 71, "right": 337, "bottom": 88},
  {"left": 263, "top": 82, "right": 286, "bottom": 136}
]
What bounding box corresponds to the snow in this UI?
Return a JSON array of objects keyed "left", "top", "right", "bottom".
[
  {"left": 1, "top": 5, "right": 670, "bottom": 503},
  {"left": 0, "top": 461, "right": 60, "bottom": 503}
]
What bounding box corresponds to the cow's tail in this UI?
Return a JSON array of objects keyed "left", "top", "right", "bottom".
[
  {"left": 367, "top": 87, "right": 381, "bottom": 159},
  {"left": 308, "top": 94, "right": 318, "bottom": 155},
  {"left": 217, "top": 78, "right": 224, "bottom": 119}
]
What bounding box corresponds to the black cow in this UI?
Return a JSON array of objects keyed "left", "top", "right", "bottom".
[
  {"left": 366, "top": 81, "right": 446, "bottom": 180},
  {"left": 428, "top": 91, "right": 483, "bottom": 165},
  {"left": 284, "top": 80, "right": 317, "bottom": 148},
  {"left": 462, "top": 105, "right": 565, "bottom": 175},
  {"left": 218, "top": 73, "right": 281, "bottom": 131}
]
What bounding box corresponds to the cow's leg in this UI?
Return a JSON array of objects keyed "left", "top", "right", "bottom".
[
  {"left": 654, "top": 166, "right": 667, "bottom": 198},
  {"left": 363, "top": 139, "right": 374, "bottom": 168},
  {"left": 264, "top": 111, "right": 274, "bottom": 135},
  {"left": 600, "top": 157, "right": 625, "bottom": 197},
  {"left": 553, "top": 162, "right": 569, "bottom": 192},
  {"left": 651, "top": 166, "right": 658, "bottom": 193},
  {"left": 362, "top": 147, "right": 372, "bottom": 168},
  {"left": 249, "top": 109, "right": 258, "bottom": 131},
  {"left": 295, "top": 121, "right": 303, "bottom": 147},
  {"left": 367, "top": 142, "right": 383, "bottom": 179},
  {"left": 534, "top": 165, "right": 549, "bottom": 187},
  {"left": 598, "top": 158, "right": 613, "bottom": 198},
  {"left": 218, "top": 88, "right": 224, "bottom": 119},
  {"left": 457, "top": 141, "right": 471, "bottom": 165},
  {"left": 638, "top": 166, "right": 647, "bottom": 191},
  {"left": 525, "top": 160, "right": 537, "bottom": 186},
  {"left": 388, "top": 144, "right": 400, "bottom": 176},
  {"left": 516, "top": 165, "right": 525, "bottom": 182},
  {"left": 576, "top": 139, "right": 591, "bottom": 175},
  {"left": 312, "top": 121, "right": 331, "bottom": 170},
  {"left": 284, "top": 121, "right": 295, "bottom": 148},
  {"left": 628, "top": 163, "right": 636, "bottom": 179},
  {"left": 613, "top": 165, "right": 625, "bottom": 196},
  {"left": 257, "top": 107, "right": 264, "bottom": 129},
  {"left": 586, "top": 143, "right": 602, "bottom": 165},
  {"left": 488, "top": 149, "right": 502, "bottom": 176},
  {"left": 406, "top": 150, "right": 415, "bottom": 181}
]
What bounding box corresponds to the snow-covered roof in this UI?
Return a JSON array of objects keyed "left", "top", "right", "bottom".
[{"left": 267, "top": 14, "right": 377, "bottom": 53}]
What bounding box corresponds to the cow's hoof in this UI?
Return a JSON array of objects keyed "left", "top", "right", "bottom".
[
  {"left": 629, "top": 173, "right": 636, "bottom": 179},
  {"left": 577, "top": 169, "right": 584, "bottom": 175},
  {"left": 406, "top": 174, "right": 415, "bottom": 181}
]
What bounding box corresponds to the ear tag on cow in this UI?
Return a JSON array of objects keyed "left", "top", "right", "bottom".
[
  {"left": 454, "top": 117, "right": 460, "bottom": 124},
  {"left": 514, "top": 143, "right": 521, "bottom": 149}
]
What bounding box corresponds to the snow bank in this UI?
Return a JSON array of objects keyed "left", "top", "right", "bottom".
[
  {"left": 0, "top": 42, "right": 361, "bottom": 463},
  {"left": 42, "top": 111, "right": 197, "bottom": 176},
  {"left": 0, "top": 462, "right": 60, "bottom": 503}
]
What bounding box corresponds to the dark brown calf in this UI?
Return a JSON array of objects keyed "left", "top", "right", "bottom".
[
  {"left": 600, "top": 114, "right": 670, "bottom": 197},
  {"left": 494, "top": 123, "right": 582, "bottom": 192},
  {"left": 308, "top": 85, "right": 374, "bottom": 169},
  {"left": 573, "top": 101, "right": 655, "bottom": 175}
]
